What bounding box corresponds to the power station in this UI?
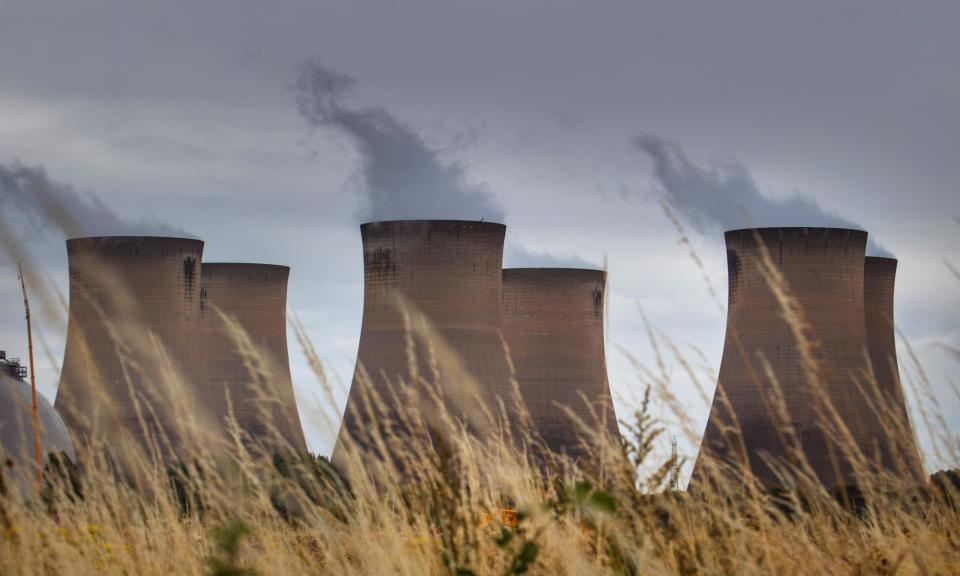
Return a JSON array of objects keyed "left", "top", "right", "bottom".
[
  {"left": 332, "top": 220, "right": 513, "bottom": 470},
  {"left": 43, "top": 225, "right": 926, "bottom": 491},
  {"left": 199, "top": 263, "right": 307, "bottom": 454},
  {"left": 690, "top": 227, "right": 917, "bottom": 490},
  {"left": 56, "top": 236, "right": 208, "bottom": 469}
]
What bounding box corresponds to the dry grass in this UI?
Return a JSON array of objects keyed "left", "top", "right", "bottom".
[{"left": 0, "top": 217, "right": 958, "bottom": 575}]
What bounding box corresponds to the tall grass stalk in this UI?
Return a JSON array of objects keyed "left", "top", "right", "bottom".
[{"left": 0, "top": 213, "right": 957, "bottom": 575}]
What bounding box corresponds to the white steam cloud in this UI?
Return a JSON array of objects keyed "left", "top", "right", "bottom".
[
  {"left": 504, "top": 244, "right": 598, "bottom": 269},
  {"left": 0, "top": 161, "right": 191, "bottom": 241},
  {"left": 634, "top": 134, "right": 893, "bottom": 257},
  {"left": 294, "top": 60, "right": 505, "bottom": 224}
]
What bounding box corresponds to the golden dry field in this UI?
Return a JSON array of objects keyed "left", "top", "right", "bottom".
[{"left": 1, "top": 217, "right": 958, "bottom": 576}]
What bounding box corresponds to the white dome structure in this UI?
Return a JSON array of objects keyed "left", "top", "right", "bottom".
[{"left": 0, "top": 373, "right": 76, "bottom": 495}]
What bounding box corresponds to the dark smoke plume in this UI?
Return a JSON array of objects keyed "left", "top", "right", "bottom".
[
  {"left": 634, "top": 134, "right": 893, "bottom": 257},
  {"left": 0, "top": 161, "right": 191, "bottom": 240},
  {"left": 294, "top": 60, "right": 505, "bottom": 223}
]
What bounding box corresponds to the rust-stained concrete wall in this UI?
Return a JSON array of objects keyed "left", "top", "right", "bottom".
[
  {"left": 199, "top": 263, "right": 307, "bottom": 454},
  {"left": 332, "top": 220, "right": 511, "bottom": 470},
  {"left": 502, "top": 268, "right": 621, "bottom": 462},
  {"left": 691, "top": 228, "right": 888, "bottom": 490},
  {"left": 863, "top": 257, "right": 925, "bottom": 482},
  {"left": 55, "top": 236, "right": 206, "bottom": 469}
]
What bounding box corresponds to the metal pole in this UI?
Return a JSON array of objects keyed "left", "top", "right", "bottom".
[{"left": 18, "top": 264, "right": 43, "bottom": 490}]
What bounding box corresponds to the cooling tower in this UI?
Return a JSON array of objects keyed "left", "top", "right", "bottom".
[
  {"left": 691, "top": 228, "right": 892, "bottom": 490},
  {"left": 56, "top": 236, "right": 207, "bottom": 470},
  {"left": 863, "top": 257, "right": 925, "bottom": 482},
  {"left": 199, "top": 263, "right": 307, "bottom": 454},
  {"left": 502, "top": 268, "right": 621, "bottom": 463},
  {"left": 332, "top": 220, "right": 512, "bottom": 471}
]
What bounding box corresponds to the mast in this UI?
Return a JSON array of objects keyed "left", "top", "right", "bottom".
[
  {"left": 18, "top": 264, "right": 42, "bottom": 489},
  {"left": 670, "top": 435, "right": 680, "bottom": 493}
]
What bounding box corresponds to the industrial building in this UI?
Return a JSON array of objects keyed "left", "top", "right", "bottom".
[
  {"left": 46, "top": 226, "right": 926, "bottom": 490},
  {"left": 502, "top": 268, "right": 621, "bottom": 462},
  {"left": 691, "top": 227, "right": 904, "bottom": 490},
  {"left": 0, "top": 351, "right": 76, "bottom": 495},
  {"left": 0, "top": 349, "right": 27, "bottom": 381},
  {"left": 332, "top": 220, "right": 513, "bottom": 471},
  {"left": 863, "top": 256, "right": 925, "bottom": 482},
  {"left": 56, "top": 236, "right": 209, "bottom": 470},
  {"left": 199, "top": 263, "right": 307, "bottom": 454}
]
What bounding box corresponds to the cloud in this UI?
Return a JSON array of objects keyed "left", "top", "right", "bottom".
[
  {"left": 504, "top": 244, "right": 599, "bottom": 269},
  {"left": 294, "top": 60, "right": 505, "bottom": 224},
  {"left": 0, "top": 160, "right": 192, "bottom": 242},
  {"left": 634, "top": 134, "right": 893, "bottom": 257}
]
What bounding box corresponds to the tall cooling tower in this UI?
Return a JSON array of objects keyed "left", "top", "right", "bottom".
[
  {"left": 332, "top": 220, "right": 511, "bottom": 470},
  {"left": 863, "top": 256, "right": 925, "bottom": 482},
  {"left": 199, "top": 263, "right": 307, "bottom": 454},
  {"left": 56, "top": 236, "right": 206, "bottom": 469},
  {"left": 502, "top": 268, "right": 621, "bottom": 463},
  {"left": 691, "top": 228, "right": 890, "bottom": 490}
]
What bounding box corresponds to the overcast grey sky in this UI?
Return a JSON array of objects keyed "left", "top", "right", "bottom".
[{"left": 1, "top": 0, "right": 958, "bottom": 477}]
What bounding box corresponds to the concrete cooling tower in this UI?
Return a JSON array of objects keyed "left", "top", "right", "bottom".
[
  {"left": 332, "top": 220, "right": 512, "bottom": 471},
  {"left": 199, "top": 263, "right": 307, "bottom": 454},
  {"left": 56, "top": 236, "right": 207, "bottom": 470},
  {"left": 502, "top": 268, "right": 621, "bottom": 463},
  {"left": 691, "top": 228, "right": 897, "bottom": 490},
  {"left": 863, "top": 256, "right": 925, "bottom": 482}
]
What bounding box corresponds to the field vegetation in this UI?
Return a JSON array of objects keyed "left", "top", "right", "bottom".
[{"left": 0, "top": 216, "right": 958, "bottom": 575}]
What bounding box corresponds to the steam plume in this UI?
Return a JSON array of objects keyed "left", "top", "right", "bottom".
[
  {"left": 0, "top": 161, "right": 191, "bottom": 240},
  {"left": 505, "top": 245, "right": 597, "bottom": 269},
  {"left": 634, "top": 134, "right": 893, "bottom": 257},
  {"left": 294, "top": 60, "right": 505, "bottom": 223}
]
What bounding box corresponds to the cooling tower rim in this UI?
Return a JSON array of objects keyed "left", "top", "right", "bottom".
[
  {"left": 66, "top": 235, "right": 203, "bottom": 246},
  {"left": 724, "top": 226, "right": 866, "bottom": 235},
  {"left": 202, "top": 262, "right": 290, "bottom": 271},
  {"left": 503, "top": 267, "right": 605, "bottom": 275},
  {"left": 724, "top": 227, "right": 868, "bottom": 246},
  {"left": 865, "top": 256, "right": 898, "bottom": 264},
  {"left": 360, "top": 219, "right": 506, "bottom": 231}
]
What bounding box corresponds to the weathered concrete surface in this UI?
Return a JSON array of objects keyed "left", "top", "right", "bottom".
[
  {"left": 332, "top": 220, "right": 511, "bottom": 471},
  {"left": 199, "top": 263, "right": 307, "bottom": 454},
  {"left": 691, "top": 228, "right": 894, "bottom": 490},
  {"left": 863, "top": 257, "right": 925, "bottom": 483},
  {"left": 56, "top": 236, "right": 208, "bottom": 470},
  {"left": 502, "top": 268, "right": 621, "bottom": 463}
]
